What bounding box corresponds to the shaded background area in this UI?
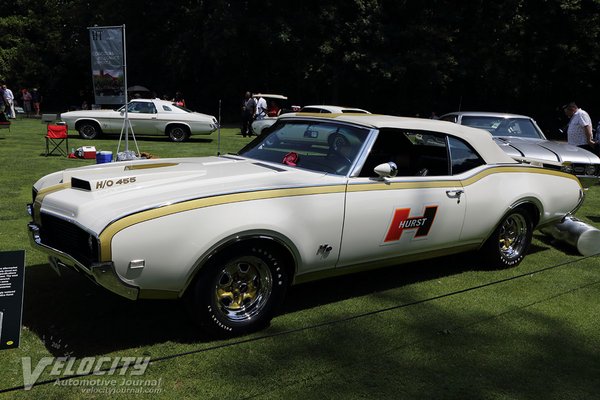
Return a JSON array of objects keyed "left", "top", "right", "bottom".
[{"left": 2, "top": 0, "right": 600, "bottom": 134}]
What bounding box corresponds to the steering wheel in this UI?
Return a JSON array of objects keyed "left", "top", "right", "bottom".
[{"left": 329, "top": 133, "right": 350, "bottom": 152}]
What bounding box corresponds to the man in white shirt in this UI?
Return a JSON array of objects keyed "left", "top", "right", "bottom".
[
  {"left": 255, "top": 95, "right": 267, "bottom": 120},
  {"left": 2, "top": 85, "right": 15, "bottom": 119},
  {"left": 563, "top": 102, "right": 596, "bottom": 154}
]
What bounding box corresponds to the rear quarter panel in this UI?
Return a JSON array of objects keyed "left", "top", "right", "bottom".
[{"left": 460, "top": 166, "right": 582, "bottom": 243}]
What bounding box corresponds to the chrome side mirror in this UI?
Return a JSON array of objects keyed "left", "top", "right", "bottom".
[{"left": 374, "top": 162, "right": 398, "bottom": 179}]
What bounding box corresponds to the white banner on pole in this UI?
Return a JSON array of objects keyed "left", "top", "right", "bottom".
[{"left": 89, "top": 26, "right": 125, "bottom": 105}]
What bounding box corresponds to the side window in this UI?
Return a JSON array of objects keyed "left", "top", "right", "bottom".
[
  {"left": 162, "top": 105, "right": 172, "bottom": 112},
  {"left": 128, "top": 102, "right": 155, "bottom": 113},
  {"left": 405, "top": 132, "right": 450, "bottom": 176},
  {"left": 448, "top": 137, "right": 484, "bottom": 174},
  {"left": 144, "top": 103, "right": 157, "bottom": 114},
  {"left": 127, "top": 102, "right": 141, "bottom": 113},
  {"left": 358, "top": 129, "right": 450, "bottom": 177}
]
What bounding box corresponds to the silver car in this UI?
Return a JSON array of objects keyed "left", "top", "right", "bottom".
[
  {"left": 440, "top": 111, "right": 600, "bottom": 187},
  {"left": 60, "top": 99, "right": 218, "bottom": 142}
]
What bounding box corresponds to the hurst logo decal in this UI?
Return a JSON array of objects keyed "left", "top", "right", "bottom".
[{"left": 384, "top": 206, "right": 438, "bottom": 242}]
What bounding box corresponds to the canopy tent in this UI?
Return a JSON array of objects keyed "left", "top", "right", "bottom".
[{"left": 127, "top": 85, "right": 152, "bottom": 98}]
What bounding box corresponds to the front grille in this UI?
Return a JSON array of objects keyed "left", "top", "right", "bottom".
[{"left": 40, "top": 213, "right": 99, "bottom": 267}]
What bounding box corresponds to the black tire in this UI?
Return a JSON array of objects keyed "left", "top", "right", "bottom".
[
  {"left": 189, "top": 242, "right": 290, "bottom": 336},
  {"left": 78, "top": 121, "right": 101, "bottom": 139},
  {"left": 168, "top": 125, "right": 189, "bottom": 142},
  {"left": 481, "top": 208, "right": 533, "bottom": 268}
]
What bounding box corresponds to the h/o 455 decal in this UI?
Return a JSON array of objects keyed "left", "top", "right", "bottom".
[
  {"left": 95, "top": 177, "right": 137, "bottom": 190},
  {"left": 384, "top": 206, "right": 438, "bottom": 242}
]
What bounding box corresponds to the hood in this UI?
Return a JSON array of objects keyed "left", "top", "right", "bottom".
[
  {"left": 38, "top": 156, "right": 338, "bottom": 233},
  {"left": 493, "top": 137, "right": 600, "bottom": 164}
]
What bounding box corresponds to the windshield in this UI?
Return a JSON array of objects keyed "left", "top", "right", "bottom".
[
  {"left": 461, "top": 116, "right": 543, "bottom": 139},
  {"left": 238, "top": 120, "right": 371, "bottom": 175}
]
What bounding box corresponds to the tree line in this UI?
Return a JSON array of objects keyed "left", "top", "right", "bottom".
[{"left": 1, "top": 0, "right": 600, "bottom": 132}]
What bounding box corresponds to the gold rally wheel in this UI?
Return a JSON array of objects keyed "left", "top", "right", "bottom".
[
  {"left": 191, "top": 242, "right": 289, "bottom": 337},
  {"left": 482, "top": 207, "right": 533, "bottom": 268}
]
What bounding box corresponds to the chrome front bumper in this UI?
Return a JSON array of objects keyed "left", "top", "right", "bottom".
[{"left": 28, "top": 222, "right": 140, "bottom": 300}]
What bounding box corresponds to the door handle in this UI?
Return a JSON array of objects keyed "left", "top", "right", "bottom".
[{"left": 446, "top": 190, "right": 464, "bottom": 203}]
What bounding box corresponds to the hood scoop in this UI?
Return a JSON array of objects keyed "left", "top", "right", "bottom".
[{"left": 71, "top": 177, "right": 92, "bottom": 191}]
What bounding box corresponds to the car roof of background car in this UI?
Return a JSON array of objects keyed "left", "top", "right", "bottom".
[
  {"left": 300, "top": 105, "right": 371, "bottom": 114},
  {"left": 253, "top": 94, "right": 288, "bottom": 100},
  {"left": 278, "top": 113, "right": 519, "bottom": 165},
  {"left": 441, "top": 111, "right": 532, "bottom": 119}
]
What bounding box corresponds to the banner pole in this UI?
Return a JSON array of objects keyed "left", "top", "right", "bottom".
[
  {"left": 122, "top": 24, "right": 129, "bottom": 153},
  {"left": 217, "top": 99, "right": 221, "bottom": 156}
]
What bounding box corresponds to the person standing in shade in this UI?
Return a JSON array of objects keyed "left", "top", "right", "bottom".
[
  {"left": 173, "top": 91, "right": 186, "bottom": 107},
  {"left": 21, "top": 88, "right": 32, "bottom": 117},
  {"left": 2, "top": 84, "right": 15, "bottom": 118},
  {"left": 0, "top": 85, "right": 6, "bottom": 116},
  {"left": 255, "top": 94, "right": 267, "bottom": 120},
  {"left": 31, "top": 88, "right": 42, "bottom": 116},
  {"left": 241, "top": 91, "right": 256, "bottom": 137},
  {"left": 563, "top": 102, "right": 596, "bottom": 154}
]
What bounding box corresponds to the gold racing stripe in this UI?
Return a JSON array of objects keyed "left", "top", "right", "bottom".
[
  {"left": 124, "top": 163, "right": 179, "bottom": 170},
  {"left": 91, "top": 164, "right": 579, "bottom": 261},
  {"left": 347, "top": 165, "right": 581, "bottom": 192},
  {"left": 98, "top": 185, "right": 345, "bottom": 261}
]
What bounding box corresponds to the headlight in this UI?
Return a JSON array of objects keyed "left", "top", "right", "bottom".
[{"left": 585, "top": 165, "right": 597, "bottom": 176}]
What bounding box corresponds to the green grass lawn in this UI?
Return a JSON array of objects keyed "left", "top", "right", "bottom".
[{"left": 0, "top": 118, "right": 599, "bottom": 399}]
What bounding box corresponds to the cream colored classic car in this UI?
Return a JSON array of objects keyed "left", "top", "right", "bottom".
[
  {"left": 28, "top": 114, "right": 585, "bottom": 336},
  {"left": 59, "top": 99, "right": 218, "bottom": 142}
]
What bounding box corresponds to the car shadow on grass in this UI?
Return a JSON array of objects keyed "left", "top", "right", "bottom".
[
  {"left": 23, "top": 264, "right": 206, "bottom": 357},
  {"left": 86, "top": 135, "right": 213, "bottom": 144},
  {"left": 24, "top": 242, "right": 553, "bottom": 357},
  {"left": 281, "top": 244, "right": 550, "bottom": 315},
  {"left": 587, "top": 215, "right": 600, "bottom": 223}
]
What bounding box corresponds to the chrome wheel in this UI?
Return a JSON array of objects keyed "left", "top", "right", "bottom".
[
  {"left": 482, "top": 207, "right": 533, "bottom": 268},
  {"left": 78, "top": 122, "right": 99, "bottom": 139},
  {"left": 168, "top": 126, "right": 189, "bottom": 142},
  {"left": 213, "top": 256, "right": 273, "bottom": 323},
  {"left": 498, "top": 213, "right": 528, "bottom": 260},
  {"left": 189, "top": 242, "right": 290, "bottom": 336}
]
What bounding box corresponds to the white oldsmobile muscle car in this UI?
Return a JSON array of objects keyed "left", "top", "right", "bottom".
[
  {"left": 28, "top": 114, "right": 585, "bottom": 336},
  {"left": 60, "top": 99, "right": 218, "bottom": 142}
]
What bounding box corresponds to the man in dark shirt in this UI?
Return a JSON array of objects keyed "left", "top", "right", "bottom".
[{"left": 241, "top": 91, "right": 256, "bottom": 137}]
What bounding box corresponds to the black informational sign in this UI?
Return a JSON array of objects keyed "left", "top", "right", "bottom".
[{"left": 0, "top": 250, "right": 25, "bottom": 350}]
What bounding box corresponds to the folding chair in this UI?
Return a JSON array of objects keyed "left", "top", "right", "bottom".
[{"left": 45, "top": 124, "right": 69, "bottom": 156}]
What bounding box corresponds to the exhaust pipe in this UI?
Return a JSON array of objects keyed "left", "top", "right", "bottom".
[{"left": 541, "top": 216, "right": 600, "bottom": 256}]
